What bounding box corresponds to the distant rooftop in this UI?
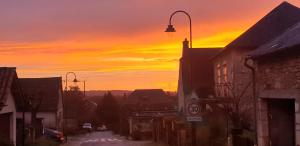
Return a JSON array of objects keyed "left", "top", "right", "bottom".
[{"left": 126, "top": 89, "right": 172, "bottom": 105}]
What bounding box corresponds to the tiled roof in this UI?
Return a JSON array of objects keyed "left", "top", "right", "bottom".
[
  {"left": 20, "top": 77, "right": 62, "bottom": 112},
  {"left": 180, "top": 48, "right": 221, "bottom": 96},
  {"left": 0, "top": 67, "right": 26, "bottom": 111},
  {"left": 250, "top": 21, "right": 300, "bottom": 58},
  {"left": 0, "top": 67, "right": 17, "bottom": 105},
  {"left": 225, "top": 2, "right": 300, "bottom": 50}
]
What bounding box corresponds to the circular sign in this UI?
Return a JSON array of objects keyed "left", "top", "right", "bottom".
[{"left": 187, "top": 103, "right": 200, "bottom": 115}]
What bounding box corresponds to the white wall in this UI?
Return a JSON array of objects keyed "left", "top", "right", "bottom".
[
  {"left": 17, "top": 112, "right": 57, "bottom": 129},
  {"left": 0, "top": 93, "right": 17, "bottom": 145},
  {"left": 56, "top": 88, "right": 63, "bottom": 130},
  {"left": 177, "top": 62, "right": 185, "bottom": 113}
]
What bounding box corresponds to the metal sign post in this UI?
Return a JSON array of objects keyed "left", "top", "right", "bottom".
[{"left": 185, "top": 98, "right": 203, "bottom": 146}]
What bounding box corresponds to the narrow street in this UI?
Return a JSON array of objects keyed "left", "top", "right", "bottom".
[{"left": 62, "top": 131, "right": 154, "bottom": 146}]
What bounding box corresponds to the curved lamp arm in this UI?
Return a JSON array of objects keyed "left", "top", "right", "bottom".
[{"left": 168, "top": 10, "right": 192, "bottom": 48}]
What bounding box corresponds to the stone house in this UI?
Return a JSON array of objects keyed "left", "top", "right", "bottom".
[
  {"left": 16, "top": 77, "right": 64, "bottom": 131},
  {"left": 177, "top": 39, "right": 220, "bottom": 114},
  {"left": 213, "top": 1, "right": 300, "bottom": 99},
  {"left": 212, "top": 2, "right": 300, "bottom": 134},
  {"left": 250, "top": 21, "right": 300, "bottom": 146},
  {"left": 0, "top": 67, "right": 25, "bottom": 146}
]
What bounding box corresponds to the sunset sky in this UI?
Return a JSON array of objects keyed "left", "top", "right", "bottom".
[{"left": 1, "top": 0, "right": 300, "bottom": 91}]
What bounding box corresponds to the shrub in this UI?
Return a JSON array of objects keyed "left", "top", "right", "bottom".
[
  {"left": 25, "top": 137, "right": 59, "bottom": 146},
  {"left": 131, "top": 130, "right": 141, "bottom": 140},
  {"left": 0, "top": 136, "right": 14, "bottom": 146}
]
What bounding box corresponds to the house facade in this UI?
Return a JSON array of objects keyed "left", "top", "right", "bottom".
[
  {"left": 213, "top": 1, "right": 300, "bottom": 100},
  {"left": 210, "top": 2, "right": 300, "bottom": 145},
  {"left": 16, "top": 77, "right": 64, "bottom": 131},
  {"left": 177, "top": 39, "right": 220, "bottom": 115},
  {"left": 0, "top": 67, "right": 25, "bottom": 146},
  {"left": 250, "top": 21, "right": 300, "bottom": 146}
]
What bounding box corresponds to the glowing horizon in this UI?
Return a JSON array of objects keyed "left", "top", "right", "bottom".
[{"left": 1, "top": 0, "right": 300, "bottom": 91}]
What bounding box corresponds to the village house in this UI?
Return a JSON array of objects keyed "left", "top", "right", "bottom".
[
  {"left": 213, "top": 1, "right": 300, "bottom": 100},
  {"left": 212, "top": 2, "right": 300, "bottom": 135},
  {"left": 177, "top": 39, "right": 220, "bottom": 114},
  {"left": 16, "top": 77, "right": 64, "bottom": 133},
  {"left": 249, "top": 21, "right": 300, "bottom": 146},
  {"left": 0, "top": 67, "right": 25, "bottom": 146},
  {"left": 209, "top": 2, "right": 300, "bottom": 146}
]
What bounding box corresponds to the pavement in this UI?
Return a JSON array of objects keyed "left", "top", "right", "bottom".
[{"left": 61, "top": 131, "right": 154, "bottom": 146}]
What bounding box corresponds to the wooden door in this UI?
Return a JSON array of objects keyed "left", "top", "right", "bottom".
[
  {"left": 268, "top": 99, "right": 295, "bottom": 146},
  {"left": 0, "top": 113, "right": 11, "bottom": 140}
]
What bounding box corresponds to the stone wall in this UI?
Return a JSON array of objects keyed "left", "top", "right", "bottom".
[{"left": 256, "top": 51, "right": 300, "bottom": 146}]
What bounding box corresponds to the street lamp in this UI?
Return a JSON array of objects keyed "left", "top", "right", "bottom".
[
  {"left": 165, "top": 10, "right": 192, "bottom": 48},
  {"left": 165, "top": 10, "right": 196, "bottom": 146}
]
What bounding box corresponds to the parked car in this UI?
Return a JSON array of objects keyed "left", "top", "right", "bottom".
[
  {"left": 43, "top": 128, "right": 65, "bottom": 143},
  {"left": 96, "top": 125, "right": 107, "bottom": 131},
  {"left": 82, "top": 123, "right": 92, "bottom": 132}
]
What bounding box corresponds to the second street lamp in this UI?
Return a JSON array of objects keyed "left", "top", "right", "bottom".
[
  {"left": 64, "top": 71, "right": 78, "bottom": 143},
  {"left": 165, "top": 10, "right": 192, "bottom": 48}
]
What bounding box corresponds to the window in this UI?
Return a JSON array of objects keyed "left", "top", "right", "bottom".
[
  {"left": 217, "top": 64, "right": 221, "bottom": 84},
  {"left": 222, "top": 62, "right": 229, "bottom": 97},
  {"left": 222, "top": 62, "right": 228, "bottom": 83}
]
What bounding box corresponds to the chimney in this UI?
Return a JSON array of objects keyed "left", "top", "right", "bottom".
[
  {"left": 182, "top": 38, "right": 189, "bottom": 57},
  {"left": 182, "top": 38, "right": 189, "bottom": 49}
]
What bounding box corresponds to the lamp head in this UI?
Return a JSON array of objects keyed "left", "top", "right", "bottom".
[
  {"left": 165, "top": 25, "right": 176, "bottom": 32},
  {"left": 73, "top": 78, "right": 78, "bottom": 83}
]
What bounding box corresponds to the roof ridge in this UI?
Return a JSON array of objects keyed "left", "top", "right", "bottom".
[
  {"left": 224, "top": 1, "right": 300, "bottom": 49},
  {"left": 19, "top": 77, "right": 61, "bottom": 79}
]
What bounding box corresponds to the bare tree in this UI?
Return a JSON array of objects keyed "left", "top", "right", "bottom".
[
  {"left": 218, "top": 81, "right": 253, "bottom": 130},
  {"left": 26, "top": 91, "right": 44, "bottom": 141}
]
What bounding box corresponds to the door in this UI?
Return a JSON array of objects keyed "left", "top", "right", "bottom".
[
  {"left": 268, "top": 99, "right": 295, "bottom": 146},
  {"left": 0, "top": 113, "right": 11, "bottom": 140}
]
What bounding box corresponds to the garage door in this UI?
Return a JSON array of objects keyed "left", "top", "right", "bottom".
[{"left": 0, "top": 113, "right": 11, "bottom": 140}]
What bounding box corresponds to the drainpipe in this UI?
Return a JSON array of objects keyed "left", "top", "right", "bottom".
[
  {"left": 22, "top": 110, "right": 25, "bottom": 146},
  {"left": 244, "top": 57, "right": 258, "bottom": 146}
]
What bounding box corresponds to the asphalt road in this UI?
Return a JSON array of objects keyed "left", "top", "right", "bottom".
[{"left": 62, "top": 131, "right": 153, "bottom": 146}]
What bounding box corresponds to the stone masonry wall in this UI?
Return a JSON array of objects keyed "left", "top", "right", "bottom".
[{"left": 256, "top": 52, "right": 300, "bottom": 146}]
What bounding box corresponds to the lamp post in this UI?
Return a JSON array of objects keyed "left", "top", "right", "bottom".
[
  {"left": 165, "top": 10, "right": 196, "bottom": 146},
  {"left": 76, "top": 80, "right": 86, "bottom": 98},
  {"left": 165, "top": 10, "right": 192, "bottom": 48},
  {"left": 64, "top": 72, "right": 78, "bottom": 143}
]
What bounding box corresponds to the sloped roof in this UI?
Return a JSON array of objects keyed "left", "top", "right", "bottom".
[
  {"left": 126, "top": 89, "right": 169, "bottom": 105},
  {"left": 250, "top": 21, "right": 300, "bottom": 58},
  {"left": 0, "top": 67, "right": 26, "bottom": 111},
  {"left": 0, "top": 67, "right": 16, "bottom": 103},
  {"left": 225, "top": 2, "right": 300, "bottom": 50},
  {"left": 180, "top": 48, "right": 221, "bottom": 96},
  {"left": 20, "top": 77, "right": 62, "bottom": 112}
]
